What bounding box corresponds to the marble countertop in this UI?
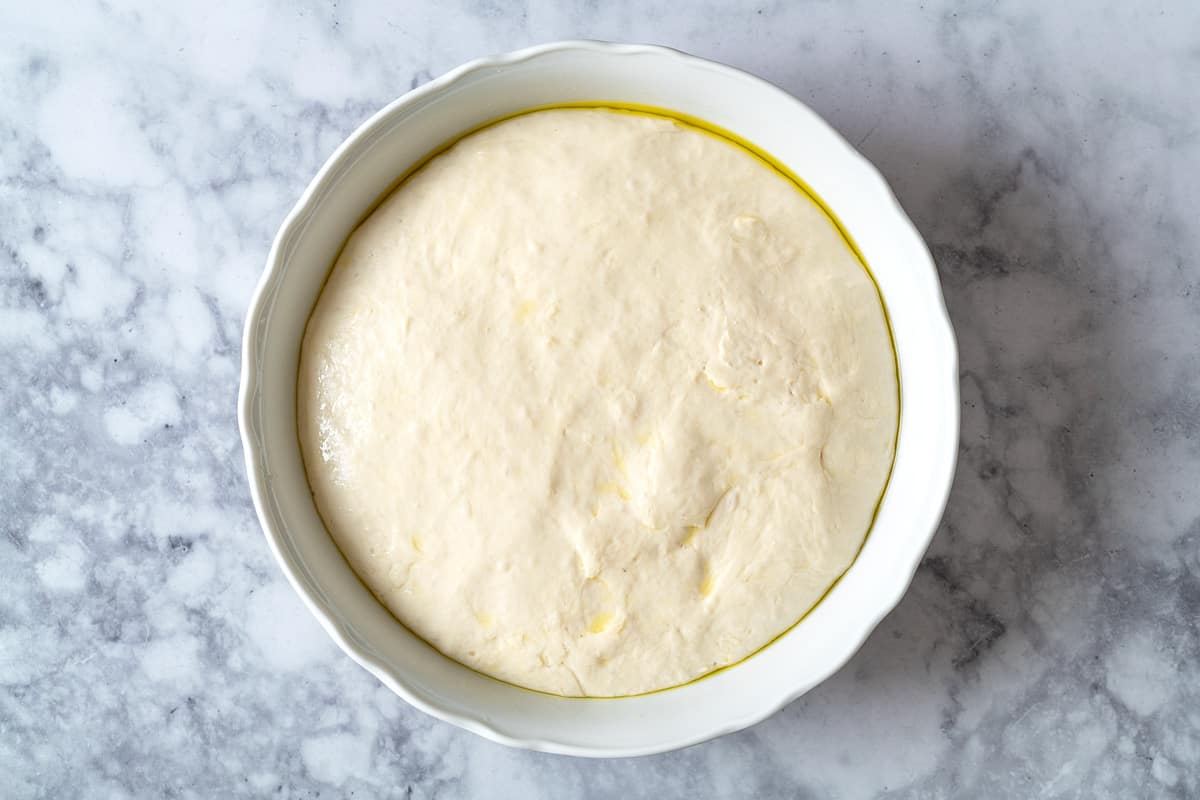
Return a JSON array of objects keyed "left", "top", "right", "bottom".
[{"left": 3, "top": 1, "right": 1198, "bottom": 797}]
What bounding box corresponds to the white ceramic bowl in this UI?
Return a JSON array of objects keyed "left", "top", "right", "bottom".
[{"left": 239, "top": 41, "right": 958, "bottom": 757}]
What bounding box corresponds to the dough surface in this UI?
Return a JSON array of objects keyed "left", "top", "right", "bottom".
[{"left": 299, "top": 108, "right": 898, "bottom": 696}]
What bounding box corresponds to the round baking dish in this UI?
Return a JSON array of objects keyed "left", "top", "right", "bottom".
[{"left": 238, "top": 40, "right": 958, "bottom": 757}]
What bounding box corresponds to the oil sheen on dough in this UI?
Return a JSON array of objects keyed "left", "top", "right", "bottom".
[{"left": 299, "top": 108, "right": 898, "bottom": 697}]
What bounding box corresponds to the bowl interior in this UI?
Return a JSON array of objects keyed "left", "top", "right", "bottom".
[{"left": 241, "top": 42, "right": 957, "bottom": 756}]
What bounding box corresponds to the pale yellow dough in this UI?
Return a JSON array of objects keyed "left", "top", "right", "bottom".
[{"left": 299, "top": 108, "right": 897, "bottom": 697}]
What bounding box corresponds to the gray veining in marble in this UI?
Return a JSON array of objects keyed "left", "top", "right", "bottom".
[{"left": 2, "top": 1, "right": 1198, "bottom": 797}]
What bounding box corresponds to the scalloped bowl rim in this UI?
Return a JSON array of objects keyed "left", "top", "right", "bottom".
[{"left": 238, "top": 40, "right": 958, "bottom": 757}]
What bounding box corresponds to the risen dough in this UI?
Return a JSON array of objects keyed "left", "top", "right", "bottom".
[{"left": 299, "top": 108, "right": 897, "bottom": 697}]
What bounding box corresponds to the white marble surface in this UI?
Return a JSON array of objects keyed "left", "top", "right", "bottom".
[{"left": 3, "top": 1, "right": 1198, "bottom": 796}]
